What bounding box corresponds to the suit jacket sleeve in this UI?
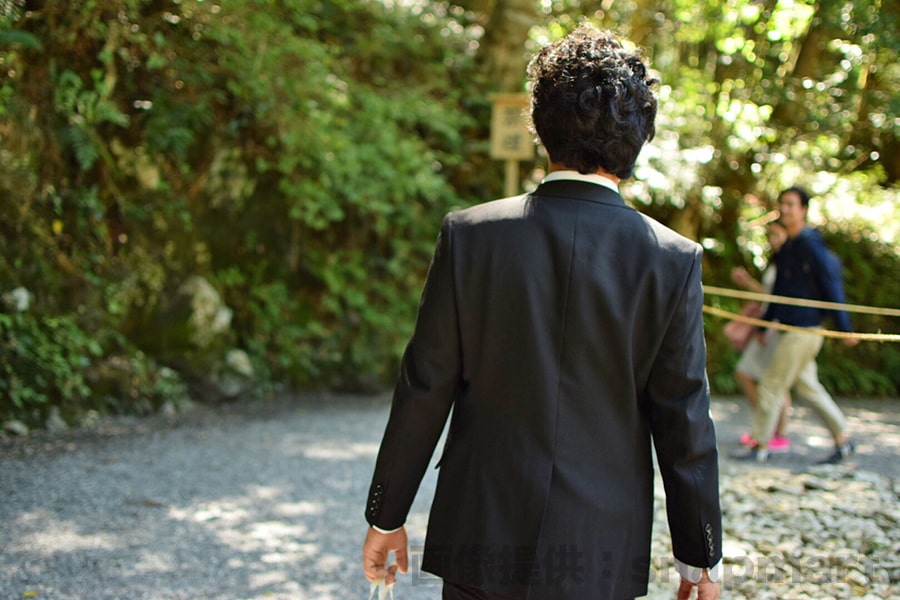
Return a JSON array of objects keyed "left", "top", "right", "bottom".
[
  {"left": 365, "top": 217, "right": 462, "bottom": 530},
  {"left": 803, "top": 234, "right": 853, "bottom": 332},
  {"left": 644, "top": 246, "right": 723, "bottom": 569}
]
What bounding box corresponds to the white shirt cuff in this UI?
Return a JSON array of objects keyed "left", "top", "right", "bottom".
[
  {"left": 371, "top": 524, "right": 403, "bottom": 534},
  {"left": 674, "top": 558, "right": 722, "bottom": 583}
]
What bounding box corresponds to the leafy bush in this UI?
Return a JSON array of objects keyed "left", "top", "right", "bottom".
[
  {"left": 0, "top": 306, "right": 190, "bottom": 428},
  {"left": 0, "top": 312, "right": 97, "bottom": 419},
  {"left": 1, "top": 0, "right": 484, "bottom": 424},
  {"left": 1, "top": 0, "right": 897, "bottom": 430}
]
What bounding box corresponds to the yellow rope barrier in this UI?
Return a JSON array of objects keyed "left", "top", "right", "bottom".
[
  {"left": 702, "top": 285, "right": 900, "bottom": 317},
  {"left": 702, "top": 305, "right": 900, "bottom": 342}
]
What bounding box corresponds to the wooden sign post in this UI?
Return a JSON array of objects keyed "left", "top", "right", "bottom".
[{"left": 489, "top": 93, "right": 534, "bottom": 197}]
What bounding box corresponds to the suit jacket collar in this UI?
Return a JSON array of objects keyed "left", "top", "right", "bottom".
[
  {"left": 541, "top": 169, "right": 619, "bottom": 192},
  {"left": 532, "top": 179, "right": 631, "bottom": 210}
]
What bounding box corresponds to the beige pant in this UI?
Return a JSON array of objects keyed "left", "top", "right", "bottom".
[{"left": 751, "top": 329, "right": 847, "bottom": 446}]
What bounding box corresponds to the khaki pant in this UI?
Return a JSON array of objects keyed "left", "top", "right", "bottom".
[{"left": 751, "top": 329, "right": 846, "bottom": 446}]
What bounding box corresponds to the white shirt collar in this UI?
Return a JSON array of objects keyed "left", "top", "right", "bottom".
[{"left": 541, "top": 170, "right": 619, "bottom": 193}]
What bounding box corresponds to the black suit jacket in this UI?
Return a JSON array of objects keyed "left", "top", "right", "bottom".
[{"left": 365, "top": 180, "right": 722, "bottom": 598}]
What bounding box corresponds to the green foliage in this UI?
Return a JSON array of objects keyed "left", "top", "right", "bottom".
[
  {"left": 0, "top": 312, "right": 97, "bottom": 414},
  {"left": 189, "top": 0, "right": 478, "bottom": 388},
  {"left": 539, "top": 0, "right": 900, "bottom": 397},
  {"left": 818, "top": 227, "right": 900, "bottom": 396},
  {"left": 0, "top": 307, "right": 190, "bottom": 427},
  {"left": 1, "top": 0, "right": 897, "bottom": 429},
  {"left": 1, "top": 0, "right": 483, "bottom": 424}
]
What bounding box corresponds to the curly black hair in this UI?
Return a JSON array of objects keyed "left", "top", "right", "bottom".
[{"left": 527, "top": 25, "right": 659, "bottom": 179}]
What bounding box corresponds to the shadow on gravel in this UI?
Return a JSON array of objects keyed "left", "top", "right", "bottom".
[
  {"left": 0, "top": 394, "right": 423, "bottom": 599},
  {"left": 1, "top": 394, "right": 897, "bottom": 599}
]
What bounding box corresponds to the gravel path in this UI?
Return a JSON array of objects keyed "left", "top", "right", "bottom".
[{"left": 1, "top": 394, "right": 898, "bottom": 599}]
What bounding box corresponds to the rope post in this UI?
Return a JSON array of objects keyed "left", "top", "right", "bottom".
[{"left": 504, "top": 159, "right": 518, "bottom": 198}]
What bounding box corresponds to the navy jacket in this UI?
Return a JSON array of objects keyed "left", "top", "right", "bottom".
[{"left": 763, "top": 227, "right": 852, "bottom": 332}]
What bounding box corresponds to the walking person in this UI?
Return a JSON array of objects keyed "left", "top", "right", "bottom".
[
  {"left": 362, "top": 25, "right": 721, "bottom": 600},
  {"left": 734, "top": 186, "right": 859, "bottom": 464},
  {"left": 730, "top": 219, "right": 792, "bottom": 451}
]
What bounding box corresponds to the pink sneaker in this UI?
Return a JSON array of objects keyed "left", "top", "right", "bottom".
[
  {"left": 740, "top": 433, "right": 756, "bottom": 446},
  {"left": 768, "top": 436, "right": 791, "bottom": 453}
]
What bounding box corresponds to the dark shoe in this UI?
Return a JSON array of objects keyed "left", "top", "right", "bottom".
[
  {"left": 816, "top": 440, "right": 856, "bottom": 465},
  {"left": 731, "top": 446, "right": 769, "bottom": 463}
]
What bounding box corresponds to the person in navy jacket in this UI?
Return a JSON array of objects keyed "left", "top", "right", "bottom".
[{"left": 735, "top": 186, "right": 859, "bottom": 464}]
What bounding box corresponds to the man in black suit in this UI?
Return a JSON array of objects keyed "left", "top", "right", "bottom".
[{"left": 363, "top": 25, "right": 722, "bottom": 600}]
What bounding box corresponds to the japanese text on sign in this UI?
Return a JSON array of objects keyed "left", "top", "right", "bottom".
[{"left": 489, "top": 94, "right": 534, "bottom": 160}]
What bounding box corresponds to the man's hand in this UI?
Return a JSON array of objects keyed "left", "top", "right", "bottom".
[
  {"left": 363, "top": 526, "right": 409, "bottom": 584},
  {"left": 841, "top": 336, "right": 860, "bottom": 347},
  {"left": 677, "top": 573, "right": 720, "bottom": 600}
]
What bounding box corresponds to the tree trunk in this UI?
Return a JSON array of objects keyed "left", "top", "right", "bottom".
[
  {"left": 770, "top": 8, "right": 829, "bottom": 128},
  {"left": 476, "top": 0, "right": 540, "bottom": 93}
]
